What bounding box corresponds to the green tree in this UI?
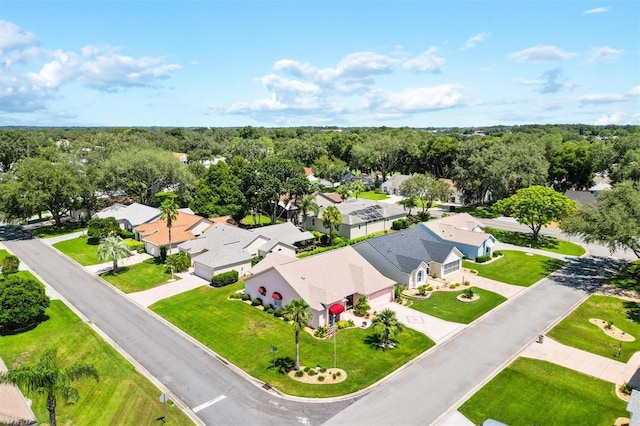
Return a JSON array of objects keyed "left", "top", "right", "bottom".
[
  {"left": 298, "top": 194, "right": 319, "bottom": 230},
  {"left": 371, "top": 308, "right": 403, "bottom": 348},
  {"left": 1, "top": 254, "right": 20, "bottom": 276},
  {"left": 0, "top": 349, "right": 99, "bottom": 426},
  {"left": 165, "top": 252, "right": 191, "bottom": 273},
  {"left": 0, "top": 274, "right": 50, "bottom": 332},
  {"left": 283, "top": 299, "right": 312, "bottom": 370},
  {"left": 548, "top": 141, "right": 593, "bottom": 191},
  {"left": 398, "top": 196, "right": 418, "bottom": 216},
  {"left": 350, "top": 180, "right": 366, "bottom": 199},
  {"left": 0, "top": 129, "right": 33, "bottom": 172},
  {"left": 354, "top": 295, "right": 371, "bottom": 316},
  {"left": 351, "top": 131, "right": 420, "bottom": 183},
  {"left": 97, "top": 236, "right": 132, "bottom": 273},
  {"left": 336, "top": 184, "right": 351, "bottom": 201},
  {"left": 189, "top": 160, "right": 247, "bottom": 220},
  {"left": 561, "top": 181, "right": 640, "bottom": 257},
  {"left": 87, "top": 217, "right": 121, "bottom": 240},
  {"left": 311, "top": 155, "right": 346, "bottom": 183},
  {"left": 321, "top": 205, "right": 343, "bottom": 239},
  {"left": 159, "top": 197, "right": 179, "bottom": 255},
  {"left": 493, "top": 185, "right": 577, "bottom": 241}
]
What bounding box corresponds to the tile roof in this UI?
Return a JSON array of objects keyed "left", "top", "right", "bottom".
[
  {"left": 247, "top": 246, "right": 395, "bottom": 310},
  {"left": 0, "top": 357, "right": 37, "bottom": 425},
  {"left": 135, "top": 211, "right": 212, "bottom": 246}
]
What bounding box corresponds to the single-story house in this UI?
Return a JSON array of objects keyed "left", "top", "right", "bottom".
[
  {"left": 353, "top": 225, "right": 463, "bottom": 287},
  {"left": 440, "top": 178, "right": 463, "bottom": 205},
  {"left": 380, "top": 174, "right": 410, "bottom": 195},
  {"left": 305, "top": 198, "right": 407, "bottom": 239},
  {"left": 134, "top": 211, "right": 213, "bottom": 256},
  {"left": 627, "top": 389, "right": 640, "bottom": 426},
  {"left": 342, "top": 171, "right": 377, "bottom": 189},
  {"left": 313, "top": 191, "right": 343, "bottom": 209},
  {"left": 244, "top": 246, "right": 396, "bottom": 328},
  {"left": 93, "top": 202, "right": 161, "bottom": 231},
  {"left": 178, "top": 222, "right": 314, "bottom": 281},
  {"left": 173, "top": 152, "right": 188, "bottom": 164},
  {"left": 563, "top": 190, "right": 597, "bottom": 206},
  {"left": 421, "top": 213, "right": 496, "bottom": 260}
]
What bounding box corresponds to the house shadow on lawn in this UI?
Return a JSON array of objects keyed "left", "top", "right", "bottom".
[
  {"left": 0, "top": 314, "right": 50, "bottom": 336},
  {"left": 549, "top": 256, "right": 629, "bottom": 294}
]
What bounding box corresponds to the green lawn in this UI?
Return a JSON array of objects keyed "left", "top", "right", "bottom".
[
  {"left": 0, "top": 301, "right": 192, "bottom": 425},
  {"left": 0, "top": 249, "right": 9, "bottom": 263},
  {"left": 31, "top": 222, "right": 86, "bottom": 238},
  {"left": 459, "top": 357, "right": 626, "bottom": 426},
  {"left": 548, "top": 295, "right": 640, "bottom": 363},
  {"left": 483, "top": 226, "right": 586, "bottom": 256},
  {"left": 53, "top": 236, "right": 101, "bottom": 266},
  {"left": 463, "top": 250, "right": 566, "bottom": 286},
  {"left": 357, "top": 191, "right": 389, "bottom": 201},
  {"left": 100, "top": 259, "right": 176, "bottom": 293},
  {"left": 406, "top": 287, "right": 507, "bottom": 324},
  {"left": 151, "top": 283, "right": 434, "bottom": 397}
]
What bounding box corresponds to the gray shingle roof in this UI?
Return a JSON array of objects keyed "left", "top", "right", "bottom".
[
  {"left": 94, "top": 202, "right": 161, "bottom": 227},
  {"left": 327, "top": 198, "right": 407, "bottom": 225}
]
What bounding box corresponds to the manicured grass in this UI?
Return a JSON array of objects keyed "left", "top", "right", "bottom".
[
  {"left": 608, "top": 260, "right": 640, "bottom": 292},
  {"left": 53, "top": 236, "right": 101, "bottom": 266},
  {"left": 101, "top": 259, "right": 176, "bottom": 293},
  {"left": 459, "top": 357, "right": 626, "bottom": 426},
  {"left": 0, "top": 301, "right": 192, "bottom": 425},
  {"left": 31, "top": 222, "right": 86, "bottom": 238},
  {"left": 463, "top": 250, "right": 565, "bottom": 287},
  {"left": 241, "top": 214, "right": 275, "bottom": 226},
  {"left": 0, "top": 249, "right": 9, "bottom": 263},
  {"left": 483, "top": 226, "right": 586, "bottom": 256},
  {"left": 151, "top": 284, "right": 434, "bottom": 397},
  {"left": 357, "top": 191, "right": 389, "bottom": 201},
  {"left": 548, "top": 295, "right": 640, "bottom": 363},
  {"left": 405, "top": 287, "right": 507, "bottom": 324}
]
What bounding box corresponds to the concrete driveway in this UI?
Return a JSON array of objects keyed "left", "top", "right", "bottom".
[{"left": 383, "top": 302, "right": 466, "bottom": 344}]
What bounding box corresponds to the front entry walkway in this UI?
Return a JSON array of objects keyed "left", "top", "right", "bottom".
[
  {"left": 128, "top": 271, "right": 209, "bottom": 307},
  {"left": 382, "top": 302, "right": 466, "bottom": 344}
]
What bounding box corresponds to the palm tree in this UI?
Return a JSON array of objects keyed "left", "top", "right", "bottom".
[
  {"left": 0, "top": 349, "right": 99, "bottom": 426},
  {"left": 336, "top": 184, "right": 351, "bottom": 201},
  {"left": 350, "top": 180, "right": 366, "bottom": 199},
  {"left": 97, "top": 235, "right": 131, "bottom": 273},
  {"left": 321, "top": 205, "right": 342, "bottom": 241},
  {"left": 283, "top": 299, "right": 312, "bottom": 370},
  {"left": 371, "top": 308, "right": 403, "bottom": 348},
  {"left": 298, "top": 194, "right": 319, "bottom": 230},
  {"left": 160, "top": 198, "right": 179, "bottom": 255}
]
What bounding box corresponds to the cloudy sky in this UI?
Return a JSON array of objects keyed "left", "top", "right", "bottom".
[{"left": 1, "top": 1, "right": 638, "bottom": 127}]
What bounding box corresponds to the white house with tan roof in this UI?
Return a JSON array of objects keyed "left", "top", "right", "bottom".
[
  {"left": 244, "top": 246, "right": 396, "bottom": 328},
  {"left": 421, "top": 213, "right": 496, "bottom": 260}
]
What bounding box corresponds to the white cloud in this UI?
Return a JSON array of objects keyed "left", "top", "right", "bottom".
[
  {"left": 583, "top": 7, "right": 609, "bottom": 15},
  {"left": 509, "top": 45, "right": 576, "bottom": 62},
  {"left": 378, "top": 85, "right": 463, "bottom": 113},
  {"left": 587, "top": 46, "right": 624, "bottom": 63},
  {"left": 578, "top": 85, "right": 640, "bottom": 104},
  {"left": 0, "top": 21, "right": 181, "bottom": 114},
  {"left": 462, "top": 33, "right": 488, "bottom": 50},
  {"left": 516, "top": 68, "right": 575, "bottom": 94},
  {"left": 595, "top": 111, "right": 625, "bottom": 125},
  {"left": 404, "top": 47, "right": 445, "bottom": 73}
]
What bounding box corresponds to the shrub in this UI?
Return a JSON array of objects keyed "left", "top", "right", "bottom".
[
  {"left": 416, "top": 211, "right": 430, "bottom": 222},
  {"left": 314, "top": 326, "right": 328, "bottom": 338},
  {"left": 274, "top": 308, "right": 284, "bottom": 318},
  {"left": 0, "top": 275, "right": 50, "bottom": 332},
  {"left": 251, "top": 298, "right": 262, "bottom": 306},
  {"left": 332, "top": 237, "right": 348, "bottom": 246},
  {"left": 332, "top": 373, "right": 337, "bottom": 380},
  {"left": 320, "top": 234, "right": 330, "bottom": 245},
  {"left": 2, "top": 254, "right": 20, "bottom": 276},
  {"left": 391, "top": 218, "right": 411, "bottom": 230},
  {"left": 295, "top": 370, "right": 304, "bottom": 377},
  {"left": 160, "top": 245, "right": 168, "bottom": 262},
  {"left": 620, "top": 382, "right": 634, "bottom": 396},
  {"left": 335, "top": 371, "right": 341, "bottom": 377},
  {"left": 336, "top": 319, "right": 355, "bottom": 330},
  {"left": 417, "top": 284, "right": 428, "bottom": 296},
  {"left": 87, "top": 217, "right": 120, "bottom": 239},
  {"left": 241, "top": 293, "right": 250, "bottom": 301},
  {"left": 251, "top": 256, "right": 263, "bottom": 267},
  {"left": 354, "top": 295, "right": 370, "bottom": 316},
  {"left": 463, "top": 280, "right": 470, "bottom": 286},
  {"left": 118, "top": 229, "right": 135, "bottom": 239},
  {"left": 303, "top": 366, "right": 311, "bottom": 373},
  {"left": 308, "top": 370, "right": 316, "bottom": 376},
  {"left": 394, "top": 284, "right": 406, "bottom": 299},
  {"left": 165, "top": 252, "right": 191, "bottom": 273},
  {"left": 229, "top": 293, "right": 243, "bottom": 300},
  {"left": 317, "top": 376, "right": 325, "bottom": 382},
  {"left": 125, "top": 239, "right": 145, "bottom": 253},
  {"left": 319, "top": 367, "right": 327, "bottom": 373},
  {"left": 462, "top": 288, "right": 474, "bottom": 299},
  {"left": 211, "top": 270, "right": 239, "bottom": 287},
  {"left": 475, "top": 255, "right": 491, "bottom": 263},
  {"left": 266, "top": 307, "right": 275, "bottom": 314},
  {"left": 493, "top": 250, "right": 503, "bottom": 257}
]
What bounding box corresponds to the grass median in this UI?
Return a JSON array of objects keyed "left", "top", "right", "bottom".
[{"left": 151, "top": 283, "right": 434, "bottom": 397}]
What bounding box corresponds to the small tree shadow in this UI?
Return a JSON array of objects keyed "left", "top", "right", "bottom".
[
  {"left": 624, "top": 301, "right": 640, "bottom": 324},
  {"left": 363, "top": 334, "right": 399, "bottom": 351},
  {"left": 267, "top": 356, "right": 295, "bottom": 374},
  {"left": 543, "top": 258, "right": 567, "bottom": 274},
  {"left": 610, "top": 263, "right": 640, "bottom": 292}
]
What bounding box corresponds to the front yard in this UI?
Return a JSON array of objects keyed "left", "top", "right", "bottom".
[
  {"left": 53, "top": 236, "right": 101, "bottom": 266},
  {"left": 548, "top": 295, "right": 640, "bottom": 363},
  {"left": 100, "top": 258, "right": 177, "bottom": 293},
  {"left": 459, "top": 357, "right": 626, "bottom": 425},
  {"left": 463, "top": 250, "right": 566, "bottom": 287},
  {"left": 483, "top": 226, "right": 586, "bottom": 256},
  {"left": 404, "top": 287, "right": 507, "bottom": 324},
  {"left": 0, "top": 301, "right": 191, "bottom": 425},
  {"left": 151, "top": 283, "right": 434, "bottom": 397}
]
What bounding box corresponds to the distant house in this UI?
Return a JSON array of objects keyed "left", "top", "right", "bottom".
[
  {"left": 172, "top": 152, "right": 188, "bottom": 164},
  {"left": 134, "top": 211, "right": 213, "bottom": 256},
  {"left": 244, "top": 246, "right": 396, "bottom": 328},
  {"left": 178, "top": 222, "right": 314, "bottom": 281},
  {"left": 422, "top": 213, "right": 496, "bottom": 260},
  {"left": 564, "top": 179, "right": 612, "bottom": 206},
  {"left": 93, "top": 202, "right": 161, "bottom": 231},
  {"left": 342, "top": 171, "right": 377, "bottom": 189},
  {"left": 440, "top": 178, "right": 463, "bottom": 205},
  {"left": 313, "top": 191, "right": 343, "bottom": 209},
  {"left": 380, "top": 174, "right": 410, "bottom": 195},
  {"left": 305, "top": 198, "right": 407, "bottom": 239},
  {"left": 354, "top": 226, "right": 463, "bottom": 287}
]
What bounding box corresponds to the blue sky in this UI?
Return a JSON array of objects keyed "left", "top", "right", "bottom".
[{"left": 1, "top": 1, "right": 638, "bottom": 127}]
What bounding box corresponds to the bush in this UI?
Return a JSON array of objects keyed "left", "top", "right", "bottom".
[
  {"left": 391, "top": 218, "right": 411, "bottom": 230},
  {"left": 416, "top": 211, "right": 430, "bottom": 222},
  {"left": 251, "top": 256, "right": 263, "bottom": 267},
  {"left": 620, "top": 382, "right": 634, "bottom": 396},
  {"left": 295, "top": 370, "right": 304, "bottom": 377},
  {"left": 462, "top": 288, "right": 475, "bottom": 299},
  {"left": 354, "top": 295, "right": 370, "bottom": 316},
  {"left": 314, "top": 326, "right": 328, "bottom": 338},
  {"left": 308, "top": 370, "right": 316, "bottom": 377},
  {"left": 317, "top": 375, "right": 325, "bottom": 382},
  {"left": 165, "top": 252, "right": 191, "bottom": 273},
  {"left": 493, "top": 250, "right": 503, "bottom": 257},
  {"left": 160, "top": 245, "right": 168, "bottom": 262},
  {"left": 125, "top": 239, "right": 145, "bottom": 253},
  {"left": 303, "top": 366, "right": 311, "bottom": 373},
  {"left": 274, "top": 308, "right": 284, "bottom": 318},
  {"left": 87, "top": 217, "right": 120, "bottom": 239},
  {"left": 266, "top": 307, "right": 275, "bottom": 314},
  {"left": 211, "top": 270, "right": 239, "bottom": 287},
  {"left": 0, "top": 275, "right": 50, "bottom": 332},
  {"left": 319, "top": 367, "right": 327, "bottom": 373},
  {"left": 229, "top": 293, "right": 243, "bottom": 300},
  {"left": 394, "top": 284, "right": 406, "bottom": 299},
  {"left": 332, "top": 373, "right": 338, "bottom": 380},
  {"left": 241, "top": 293, "right": 250, "bottom": 301},
  {"left": 475, "top": 255, "right": 491, "bottom": 263},
  {"left": 335, "top": 371, "right": 341, "bottom": 377},
  {"left": 118, "top": 229, "right": 135, "bottom": 239},
  {"left": 1, "top": 254, "right": 20, "bottom": 276},
  {"left": 336, "top": 319, "right": 355, "bottom": 329},
  {"left": 251, "top": 298, "right": 262, "bottom": 306}
]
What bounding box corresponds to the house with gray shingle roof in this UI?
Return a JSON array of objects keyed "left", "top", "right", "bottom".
[
  {"left": 354, "top": 226, "right": 463, "bottom": 287},
  {"left": 93, "top": 202, "right": 161, "bottom": 231},
  {"left": 244, "top": 246, "right": 395, "bottom": 328},
  {"left": 422, "top": 213, "right": 495, "bottom": 260},
  {"left": 380, "top": 174, "right": 410, "bottom": 195},
  {"left": 305, "top": 198, "right": 407, "bottom": 239},
  {"left": 178, "top": 222, "right": 314, "bottom": 281}
]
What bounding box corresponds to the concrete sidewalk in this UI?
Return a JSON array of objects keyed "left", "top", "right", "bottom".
[
  {"left": 383, "top": 302, "right": 466, "bottom": 344},
  {"left": 436, "top": 270, "right": 525, "bottom": 299},
  {"left": 494, "top": 241, "right": 580, "bottom": 261},
  {"left": 39, "top": 230, "right": 86, "bottom": 245},
  {"left": 128, "top": 271, "right": 209, "bottom": 307},
  {"left": 521, "top": 336, "right": 640, "bottom": 384}
]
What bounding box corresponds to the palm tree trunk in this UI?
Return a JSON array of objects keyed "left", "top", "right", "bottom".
[
  {"left": 112, "top": 258, "right": 118, "bottom": 273},
  {"left": 47, "top": 395, "right": 57, "bottom": 426},
  {"left": 168, "top": 227, "right": 172, "bottom": 255},
  {"left": 294, "top": 331, "right": 300, "bottom": 370}
]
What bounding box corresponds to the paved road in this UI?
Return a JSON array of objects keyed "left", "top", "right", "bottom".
[
  {"left": 324, "top": 256, "right": 625, "bottom": 426},
  {"left": 3, "top": 236, "right": 352, "bottom": 425}
]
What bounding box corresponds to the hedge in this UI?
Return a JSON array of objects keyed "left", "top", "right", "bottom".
[{"left": 211, "top": 270, "right": 239, "bottom": 287}]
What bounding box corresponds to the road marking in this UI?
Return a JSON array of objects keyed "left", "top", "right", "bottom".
[
  {"left": 192, "top": 395, "right": 226, "bottom": 413},
  {"left": 297, "top": 417, "right": 311, "bottom": 425}
]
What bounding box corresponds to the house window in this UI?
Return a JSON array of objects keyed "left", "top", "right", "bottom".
[
  {"left": 417, "top": 269, "right": 425, "bottom": 284},
  {"left": 273, "top": 298, "right": 282, "bottom": 308},
  {"left": 442, "top": 260, "right": 460, "bottom": 275},
  {"left": 312, "top": 218, "right": 315, "bottom": 226}
]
